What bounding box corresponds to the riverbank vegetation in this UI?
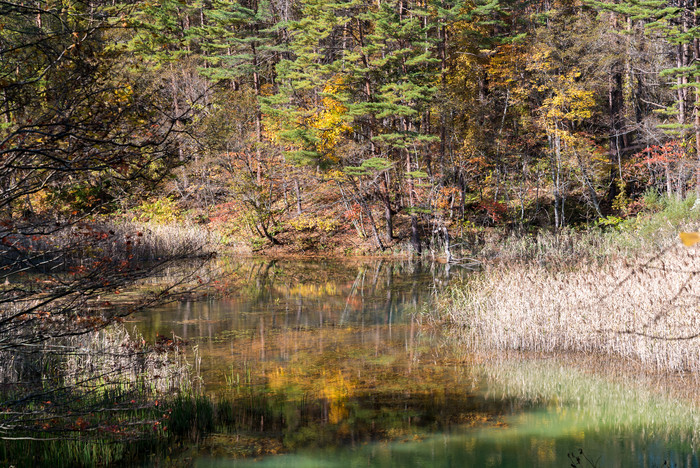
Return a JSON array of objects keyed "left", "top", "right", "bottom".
[
  {"left": 0, "top": 324, "right": 194, "bottom": 467},
  {"left": 436, "top": 194, "right": 700, "bottom": 372},
  {"left": 467, "top": 354, "right": 700, "bottom": 460},
  {"left": 6, "top": 0, "right": 700, "bottom": 464}
]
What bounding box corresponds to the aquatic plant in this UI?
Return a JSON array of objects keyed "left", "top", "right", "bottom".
[
  {"left": 0, "top": 324, "right": 196, "bottom": 467},
  {"left": 478, "top": 355, "right": 700, "bottom": 444},
  {"left": 439, "top": 241, "right": 700, "bottom": 372}
]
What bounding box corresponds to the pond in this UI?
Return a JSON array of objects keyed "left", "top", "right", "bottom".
[{"left": 132, "top": 258, "right": 700, "bottom": 467}]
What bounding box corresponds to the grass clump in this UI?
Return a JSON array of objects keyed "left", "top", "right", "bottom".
[
  {"left": 438, "top": 238, "right": 700, "bottom": 372},
  {"left": 169, "top": 394, "right": 215, "bottom": 442}
]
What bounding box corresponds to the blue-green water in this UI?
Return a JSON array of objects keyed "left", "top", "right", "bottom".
[
  {"left": 192, "top": 361, "right": 700, "bottom": 467},
  {"left": 134, "top": 259, "right": 700, "bottom": 467},
  {"left": 197, "top": 429, "right": 693, "bottom": 468}
]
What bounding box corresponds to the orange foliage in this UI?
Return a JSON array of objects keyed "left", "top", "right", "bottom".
[{"left": 625, "top": 140, "right": 692, "bottom": 191}]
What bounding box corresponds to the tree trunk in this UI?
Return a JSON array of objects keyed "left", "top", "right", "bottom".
[
  {"left": 411, "top": 215, "right": 421, "bottom": 255},
  {"left": 294, "top": 178, "right": 302, "bottom": 214},
  {"left": 407, "top": 164, "right": 421, "bottom": 254},
  {"left": 576, "top": 152, "right": 603, "bottom": 218},
  {"left": 350, "top": 179, "right": 384, "bottom": 251},
  {"left": 694, "top": 0, "right": 700, "bottom": 194},
  {"left": 382, "top": 173, "right": 394, "bottom": 242},
  {"left": 549, "top": 130, "right": 563, "bottom": 229}
]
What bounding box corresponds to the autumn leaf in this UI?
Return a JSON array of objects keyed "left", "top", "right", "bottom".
[{"left": 679, "top": 232, "right": 700, "bottom": 247}]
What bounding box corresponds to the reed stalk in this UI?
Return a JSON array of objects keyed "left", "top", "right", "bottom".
[{"left": 439, "top": 242, "right": 700, "bottom": 372}]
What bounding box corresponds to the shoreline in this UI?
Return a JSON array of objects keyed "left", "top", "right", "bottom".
[{"left": 434, "top": 241, "right": 700, "bottom": 373}]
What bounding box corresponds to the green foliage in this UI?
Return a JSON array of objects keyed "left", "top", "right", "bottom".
[
  {"left": 642, "top": 188, "right": 663, "bottom": 212},
  {"left": 169, "top": 394, "right": 215, "bottom": 441},
  {"left": 611, "top": 179, "right": 630, "bottom": 215},
  {"left": 133, "top": 197, "right": 182, "bottom": 224},
  {"left": 606, "top": 193, "right": 700, "bottom": 250},
  {"left": 345, "top": 157, "right": 394, "bottom": 177},
  {"left": 48, "top": 184, "right": 115, "bottom": 215},
  {"left": 596, "top": 215, "right": 624, "bottom": 230}
]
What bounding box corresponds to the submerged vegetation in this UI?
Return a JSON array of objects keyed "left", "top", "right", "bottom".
[{"left": 478, "top": 355, "right": 700, "bottom": 442}]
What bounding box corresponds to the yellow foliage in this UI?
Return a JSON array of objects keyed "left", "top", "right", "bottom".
[
  {"left": 541, "top": 70, "right": 595, "bottom": 125},
  {"left": 267, "top": 366, "right": 353, "bottom": 425},
  {"left": 133, "top": 196, "right": 181, "bottom": 224},
  {"left": 679, "top": 232, "right": 700, "bottom": 247},
  {"left": 26, "top": 189, "right": 51, "bottom": 213},
  {"left": 486, "top": 44, "right": 529, "bottom": 104},
  {"left": 287, "top": 282, "right": 339, "bottom": 298},
  {"left": 322, "top": 169, "right": 348, "bottom": 182},
  {"left": 113, "top": 85, "right": 133, "bottom": 104},
  {"left": 289, "top": 214, "right": 340, "bottom": 233},
  {"left": 307, "top": 75, "right": 352, "bottom": 163}
]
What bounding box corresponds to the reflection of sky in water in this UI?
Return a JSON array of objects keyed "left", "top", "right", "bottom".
[{"left": 133, "top": 259, "right": 700, "bottom": 467}]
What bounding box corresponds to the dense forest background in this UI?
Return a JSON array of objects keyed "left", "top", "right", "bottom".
[{"left": 3, "top": 0, "right": 700, "bottom": 254}]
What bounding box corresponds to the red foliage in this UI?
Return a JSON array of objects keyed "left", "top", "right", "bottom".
[
  {"left": 625, "top": 140, "right": 693, "bottom": 192},
  {"left": 632, "top": 140, "right": 685, "bottom": 167},
  {"left": 477, "top": 199, "right": 508, "bottom": 223},
  {"left": 342, "top": 203, "right": 362, "bottom": 221}
]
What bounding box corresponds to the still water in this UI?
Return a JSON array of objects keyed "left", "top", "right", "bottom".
[{"left": 134, "top": 258, "right": 700, "bottom": 467}]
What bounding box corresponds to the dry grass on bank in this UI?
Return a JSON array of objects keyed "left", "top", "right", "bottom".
[
  {"left": 440, "top": 242, "right": 700, "bottom": 372},
  {"left": 103, "top": 221, "right": 222, "bottom": 260}
]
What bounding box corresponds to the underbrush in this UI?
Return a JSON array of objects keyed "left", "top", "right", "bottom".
[{"left": 470, "top": 193, "right": 700, "bottom": 264}]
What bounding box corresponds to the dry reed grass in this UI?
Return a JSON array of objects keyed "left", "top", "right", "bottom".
[
  {"left": 0, "top": 323, "right": 196, "bottom": 401},
  {"left": 61, "top": 325, "right": 196, "bottom": 394},
  {"left": 0, "top": 325, "right": 198, "bottom": 466},
  {"left": 441, "top": 242, "right": 700, "bottom": 372},
  {"left": 75, "top": 220, "right": 221, "bottom": 263},
  {"left": 0, "top": 219, "right": 220, "bottom": 275}
]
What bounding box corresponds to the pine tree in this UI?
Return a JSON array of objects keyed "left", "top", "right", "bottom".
[
  {"left": 264, "top": 0, "right": 350, "bottom": 168},
  {"left": 356, "top": 0, "right": 441, "bottom": 243},
  {"left": 591, "top": 0, "right": 700, "bottom": 193}
]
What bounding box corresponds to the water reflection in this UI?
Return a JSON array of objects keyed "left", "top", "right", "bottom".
[
  {"left": 136, "top": 258, "right": 454, "bottom": 341},
  {"left": 134, "top": 259, "right": 489, "bottom": 457},
  {"left": 195, "top": 354, "right": 700, "bottom": 468},
  {"left": 132, "top": 258, "right": 700, "bottom": 467},
  {"left": 134, "top": 258, "right": 460, "bottom": 393}
]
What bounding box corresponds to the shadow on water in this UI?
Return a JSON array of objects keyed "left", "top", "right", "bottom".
[{"left": 132, "top": 258, "right": 700, "bottom": 467}]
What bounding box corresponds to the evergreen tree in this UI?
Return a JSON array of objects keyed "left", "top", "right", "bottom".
[{"left": 591, "top": 0, "right": 700, "bottom": 192}]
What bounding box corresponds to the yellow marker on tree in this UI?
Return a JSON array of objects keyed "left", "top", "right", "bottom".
[{"left": 679, "top": 232, "right": 700, "bottom": 247}]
